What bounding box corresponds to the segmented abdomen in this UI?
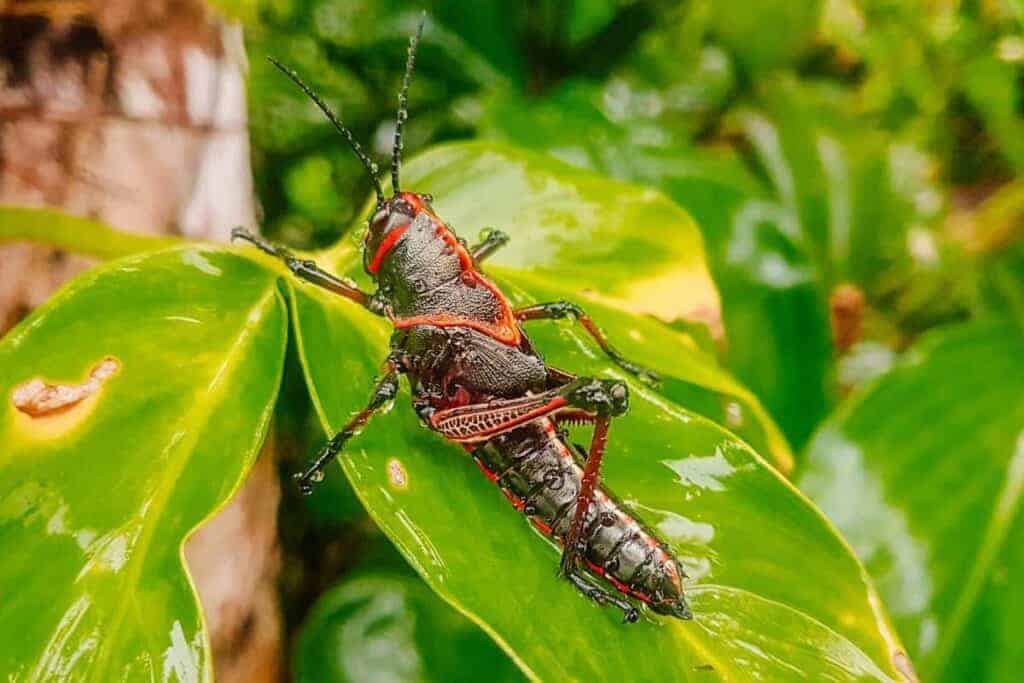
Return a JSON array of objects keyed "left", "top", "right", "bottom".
[{"left": 476, "top": 419, "right": 688, "bottom": 614}]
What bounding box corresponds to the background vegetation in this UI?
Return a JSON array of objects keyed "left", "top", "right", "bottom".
[{"left": 1, "top": 0, "right": 1022, "bottom": 681}]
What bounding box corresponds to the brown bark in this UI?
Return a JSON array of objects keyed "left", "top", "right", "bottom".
[{"left": 0, "top": 2, "right": 280, "bottom": 680}]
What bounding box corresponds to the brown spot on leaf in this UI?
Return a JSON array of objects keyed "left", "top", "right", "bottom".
[
  {"left": 387, "top": 458, "right": 408, "bottom": 490},
  {"left": 13, "top": 356, "right": 120, "bottom": 418}
]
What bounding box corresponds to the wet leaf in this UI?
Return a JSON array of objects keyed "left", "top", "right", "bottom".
[
  {"left": 0, "top": 248, "right": 287, "bottom": 680},
  {"left": 798, "top": 319, "right": 1024, "bottom": 682},
  {"left": 295, "top": 573, "right": 523, "bottom": 683},
  {"left": 477, "top": 93, "right": 835, "bottom": 450},
  {"left": 284, "top": 142, "right": 911, "bottom": 680},
  {"left": 289, "top": 278, "right": 910, "bottom": 681},
  {"left": 355, "top": 141, "right": 722, "bottom": 328},
  {"left": 328, "top": 141, "right": 791, "bottom": 469}
]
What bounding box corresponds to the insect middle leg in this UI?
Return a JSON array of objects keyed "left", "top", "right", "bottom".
[
  {"left": 232, "top": 227, "right": 381, "bottom": 313},
  {"left": 295, "top": 360, "right": 401, "bottom": 494},
  {"left": 515, "top": 301, "right": 660, "bottom": 384}
]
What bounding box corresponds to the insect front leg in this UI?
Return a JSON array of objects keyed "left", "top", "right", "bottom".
[
  {"left": 232, "top": 228, "right": 383, "bottom": 314},
  {"left": 295, "top": 359, "right": 402, "bottom": 494},
  {"left": 514, "top": 301, "right": 660, "bottom": 385},
  {"left": 469, "top": 228, "right": 510, "bottom": 263}
]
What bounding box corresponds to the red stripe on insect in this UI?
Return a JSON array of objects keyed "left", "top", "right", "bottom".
[
  {"left": 502, "top": 487, "right": 525, "bottom": 510},
  {"left": 368, "top": 223, "right": 410, "bottom": 274},
  {"left": 585, "top": 559, "right": 653, "bottom": 604},
  {"left": 431, "top": 396, "right": 568, "bottom": 443},
  {"left": 531, "top": 518, "right": 553, "bottom": 535},
  {"left": 394, "top": 313, "right": 521, "bottom": 346},
  {"left": 474, "top": 458, "right": 499, "bottom": 483}
]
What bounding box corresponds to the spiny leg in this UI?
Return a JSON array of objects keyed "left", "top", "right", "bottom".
[
  {"left": 558, "top": 415, "right": 642, "bottom": 623},
  {"left": 469, "top": 228, "right": 509, "bottom": 263},
  {"left": 232, "top": 227, "right": 380, "bottom": 313},
  {"left": 559, "top": 415, "right": 610, "bottom": 578},
  {"left": 296, "top": 360, "right": 401, "bottom": 494},
  {"left": 515, "top": 301, "right": 660, "bottom": 385}
]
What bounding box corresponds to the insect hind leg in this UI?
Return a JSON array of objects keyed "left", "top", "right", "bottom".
[{"left": 565, "top": 570, "right": 639, "bottom": 624}]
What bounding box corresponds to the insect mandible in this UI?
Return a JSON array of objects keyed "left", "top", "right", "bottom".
[{"left": 233, "top": 17, "right": 692, "bottom": 623}]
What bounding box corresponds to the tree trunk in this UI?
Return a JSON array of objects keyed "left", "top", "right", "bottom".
[{"left": 0, "top": 2, "right": 281, "bottom": 680}]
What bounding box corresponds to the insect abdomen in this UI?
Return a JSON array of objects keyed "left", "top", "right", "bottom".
[{"left": 478, "top": 421, "right": 690, "bottom": 617}]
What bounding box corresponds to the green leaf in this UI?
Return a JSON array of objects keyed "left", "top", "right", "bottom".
[
  {"left": 474, "top": 79, "right": 849, "bottom": 450},
  {"left": 365, "top": 141, "right": 722, "bottom": 328},
  {"left": 651, "top": 145, "right": 835, "bottom": 452},
  {"left": 0, "top": 247, "right": 287, "bottom": 680},
  {"left": 329, "top": 141, "right": 792, "bottom": 471},
  {"left": 0, "top": 207, "right": 181, "bottom": 260},
  {"left": 797, "top": 319, "right": 1024, "bottom": 682},
  {"left": 295, "top": 573, "right": 523, "bottom": 683},
  {"left": 286, "top": 143, "right": 910, "bottom": 680},
  {"left": 289, "top": 279, "right": 910, "bottom": 681}
]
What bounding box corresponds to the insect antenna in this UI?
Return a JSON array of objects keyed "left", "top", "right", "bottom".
[
  {"left": 267, "top": 56, "right": 385, "bottom": 205},
  {"left": 391, "top": 12, "right": 426, "bottom": 194}
]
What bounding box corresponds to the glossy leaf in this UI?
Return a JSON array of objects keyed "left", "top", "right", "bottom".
[
  {"left": 476, "top": 93, "right": 833, "bottom": 450},
  {"left": 798, "top": 319, "right": 1024, "bottom": 682},
  {"left": 288, "top": 278, "right": 910, "bottom": 681},
  {"left": 328, "top": 141, "right": 791, "bottom": 470},
  {"left": 295, "top": 573, "right": 523, "bottom": 683},
  {"left": 283, "top": 143, "right": 911, "bottom": 680},
  {"left": 0, "top": 248, "right": 287, "bottom": 680},
  {"left": 358, "top": 141, "right": 721, "bottom": 329}
]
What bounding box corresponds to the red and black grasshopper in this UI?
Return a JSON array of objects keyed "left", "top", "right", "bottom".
[{"left": 233, "top": 19, "right": 692, "bottom": 623}]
